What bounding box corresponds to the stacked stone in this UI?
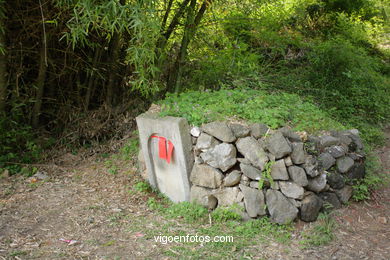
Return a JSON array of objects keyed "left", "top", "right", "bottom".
[{"left": 189, "top": 121, "right": 365, "bottom": 224}]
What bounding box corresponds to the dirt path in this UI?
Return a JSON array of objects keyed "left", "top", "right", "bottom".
[{"left": 0, "top": 130, "right": 389, "bottom": 259}]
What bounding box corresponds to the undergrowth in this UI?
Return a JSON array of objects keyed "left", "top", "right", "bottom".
[{"left": 159, "top": 88, "right": 346, "bottom": 134}]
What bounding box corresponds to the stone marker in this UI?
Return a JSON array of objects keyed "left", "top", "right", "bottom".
[{"left": 136, "top": 113, "right": 193, "bottom": 202}]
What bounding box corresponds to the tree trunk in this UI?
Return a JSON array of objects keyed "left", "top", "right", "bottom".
[
  {"left": 85, "top": 48, "right": 101, "bottom": 111},
  {"left": 169, "top": 0, "right": 211, "bottom": 93},
  {"left": 0, "top": 10, "right": 6, "bottom": 114},
  {"left": 106, "top": 32, "right": 121, "bottom": 107},
  {"left": 31, "top": 43, "right": 47, "bottom": 128}
]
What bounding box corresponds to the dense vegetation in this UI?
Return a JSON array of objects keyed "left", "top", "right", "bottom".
[{"left": 0, "top": 0, "right": 389, "bottom": 174}]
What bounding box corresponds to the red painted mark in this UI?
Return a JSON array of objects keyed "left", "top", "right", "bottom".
[{"left": 151, "top": 135, "right": 174, "bottom": 163}]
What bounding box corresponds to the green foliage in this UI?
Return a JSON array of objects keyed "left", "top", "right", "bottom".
[
  {"left": 211, "top": 205, "right": 242, "bottom": 223},
  {"left": 160, "top": 88, "right": 345, "bottom": 133},
  {"left": 300, "top": 212, "right": 336, "bottom": 247},
  {"left": 120, "top": 137, "right": 139, "bottom": 160},
  {"left": 260, "top": 161, "right": 275, "bottom": 189},
  {"left": 133, "top": 181, "right": 152, "bottom": 193},
  {"left": 0, "top": 116, "right": 41, "bottom": 175}
]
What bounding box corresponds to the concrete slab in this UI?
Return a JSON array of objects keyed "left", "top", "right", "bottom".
[{"left": 136, "top": 113, "right": 194, "bottom": 202}]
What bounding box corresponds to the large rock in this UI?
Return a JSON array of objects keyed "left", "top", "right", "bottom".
[
  {"left": 288, "top": 166, "right": 308, "bottom": 187},
  {"left": 223, "top": 170, "right": 242, "bottom": 187},
  {"left": 279, "top": 126, "right": 302, "bottom": 142},
  {"left": 190, "top": 164, "right": 223, "bottom": 188},
  {"left": 334, "top": 185, "right": 353, "bottom": 204},
  {"left": 240, "top": 163, "right": 262, "bottom": 181},
  {"left": 279, "top": 181, "right": 304, "bottom": 199},
  {"left": 318, "top": 192, "right": 342, "bottom": 210},
  {"left": 327, "top": 171, "right": 345, "bottom": 189},
  {"left": 239, "top": 184, "right": 266, "bottom": 218},
  {"left": 336, "top": 156, "right": 354, "bottom": 173},
  {"left": 306, "top": 173, "right": 327, "bottom": 193},
  {"left": 202, "top": 121, "right": 236, "bottom": 142},
  {"left": 250, "top": 123, "right": 269, "bottom": 138},
  {"left": 196, "top": 133, "right": 220, "bottom": 151},
  {"left": 266, "top": 189, "right": 298, "bottom": 224},
  {"left": 270, "top": 159, "right": 289, "bottom": 180},
  {"left": 303, "top": 155, "right": 320, "bottom": 177},
  {"left": 190, "top": 186, "right": 215, "bottom": 208},
  {"left": 200, "top": 143, "right": 237, "bottom": 172},
  {"left": 267, "top": 132, "right": 292, "bottom": 159},
  {"left": 229, "top": 123, "right": 250, "bottom": 138},
  {"left": 214, "top": 187, "right": 240, "bottom": 207},
  {"left": 236, "top": 136, "right": 269, "bottom": 170},
  {"left": 318, "top": 152, "right": 336, "bottom": 170},
  {"left": 346, "top": 162, "right": 365, "bottom": 180},
  {"left": 300, "top": 193, "right": 323, "bottom": 222},
  {"left": 319, "top": 135, "right": 339, "bottom": 148},
  {"left": 291, "top": 142, "right": 306, "bottom": 164},
  {"left": 325, "top": 146, "right": 346, "bottom": 158}
]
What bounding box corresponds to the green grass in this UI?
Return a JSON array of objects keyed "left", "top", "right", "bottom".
[
  {"left": 300, "top": 212, "right": 336, "bottom": 248},
  {"left": 159, "top": 88, "right": 346, "bottom": 134}
]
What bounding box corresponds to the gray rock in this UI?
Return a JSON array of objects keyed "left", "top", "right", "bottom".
[
  {"left": 229, "top": 123, "right": 250, "bottom": 138},
  {"left": 334, "top": 185, "right": 353, "bottom": 204},
  {"left": 270, "top": 159, "right": 289, "bottom": 180},
  {"left": 266, "top": 189, "right": 298, "bottom": 224},
  {"left": 201, "top": 143, "right": 237, "bottom": 172},
  {"left": 190, "top": 164, "right": 223, "bottom": 188},
  {"left": 237, "top": 157, "right": 251, "bottom": 164},
  {"left": 288, "top": 198, "right": 302, "bottom": 208},
  {"left": 279, "top": 181, "right": 304, "bottom": 199},
  {"left": 288, "top": 166, "right": 308, "bottom": 187},
  {"left": 303, "top": 155, "right": 320, "bottom": 177},
  {"left": 190, "top": 126, "right": 201, "bottom": 137},
  {"left": 318, "top": 152, "right": 336, "bottom": 170},
  {"left": 318, "top": 192, "right": 342, "bottom": 210},
  {"left": 250, "top": 181, "right": 259, "bottom": 189},
  {"left": 319, "top": 135, "right": 339, "bottom": 148},
  {"left": 267, "top": 132, "right": 292, "bottom": 159},
  {"left": 336, "top": 156, "right": 355, "bottom": 173},
  {"left": 236, "top": 136, "right": 269, "bottom": 170},
  {"left": 284, "top": 156, "right": 293, "bottom": 167},
  {"left": 326, "top": 146, "right": 346, "bottom": 158},
  {"left": 271, "top": 181, "right": 280, "bottom": 190},
  {"left": 300, "top": 194, "right": 323, "bottom": 222},
  {"left": 279, "top": 126, "right": 301, "bottom": 142},
  {"left": 348, "top": 133, "right": 364, "bottom": 152},
  {"left": 240, "top": 163, "right": 262, "bottom": 181},
  {"left": 291, "top": 142, "right": 306, "bottom": 164},
  {"left": 306, "top": 173, "right": 327, "bottom": 193},
  {"left": 194, "top": 156, "right": 204, "bottom": 165},
  {"left": 239, "top": 184, "right": 266, "bottom": 217},
  {"left": 196, "top": 133, "right": 220, "bottom": 151},
  {"left": 346, "top": 162, "right": 365, "bottom": 180},
  {"left": 250, "top": 123, "right": 269, "bottom": 138},
  {"left": 223, "top": 170, "right": 242, "bottom": 187},
  {"left": 237, "top": 191, "right": 244, "bottom": 202},
  {"left": 214, "top": 187, "right": 240, "bottom": 206},
  {"left": 202, "top": 121, "right": 236, "bottom": 142},
  {"left": 192, "top": 137, "right": 197, "bottom": 145},
  {"left": 240, "top": 175, "right": 250, "bottom": 186},
  {"left": 190, "top": 186, "right": 213, "bottom": 208},
  {"left": 327, "top": 172, "right": 345, "bottom": 189}
]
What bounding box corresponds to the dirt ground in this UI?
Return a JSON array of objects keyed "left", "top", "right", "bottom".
[{"left": 0, "top": 129, "right": 389, "bottom": 259}]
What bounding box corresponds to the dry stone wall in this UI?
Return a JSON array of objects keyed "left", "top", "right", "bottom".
[{"left": 189, "top": 121, "right": 365, "bottom": 224}]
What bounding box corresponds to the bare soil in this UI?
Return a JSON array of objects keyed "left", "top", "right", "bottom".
[{"left": 0, "top": 129, "right": 389, "bottom": 259}]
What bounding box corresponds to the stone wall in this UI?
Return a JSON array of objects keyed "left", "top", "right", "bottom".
[{"left": 188, "top": 122, "right": 365, "bottom": 224}]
